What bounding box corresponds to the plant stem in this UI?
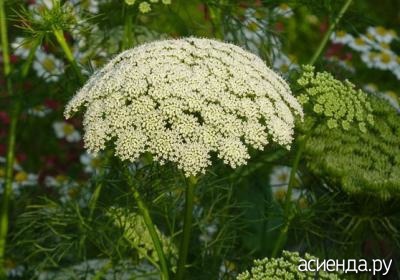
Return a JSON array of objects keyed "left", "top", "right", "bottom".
[
  {"left": 122, "top": 7, "right": 134, "bottom": 50},
  {"left": 132, "top": 187, "right": 170, "bottom": 280},
  {"left": 271, "top": 137, "right": 307, "bottom": 257},
  {"left": 125, "top": 169, "right": 170, "bottom": 280},
  {"left": 0, "top": 0, "right": 10, "bottom": 76},
  {"left": 176, "top": 176, "right": 197, "bottom": 280},
  {"left": 0, "top": 1, "right": 15, "bottom": 277},
  {"left": 53, "top": 29, "right": 84, "bottom": 84},
  {"left": 208, "top": 1, "right": 226, "bottom": 40},
  {"left": 270, "top": 0, "right": 352, "bottom": 258},
  {"left": 308, "top": 0, "right": 353, "bottom": 65}
]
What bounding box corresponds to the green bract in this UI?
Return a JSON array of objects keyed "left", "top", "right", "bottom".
[
  {"left": 297, "top": 65, "right": 374, "bottom": 132},
  {"left": 237, "top": 251, "right": 347, "bottom": 280},
  {"left": 107, "top": 207, "right": 178, "bottom": 268},
  {"left": 304, "top": 96, "right": 400, "bottom": 199}
]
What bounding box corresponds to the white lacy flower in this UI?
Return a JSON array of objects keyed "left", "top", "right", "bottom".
[
  {"left": 65, "top": 38, "right": 303, "bottom": 177},
  {"left": 53, "top": 121, "right": 81, "bottom": 142},
  {"left": 33, "top": 49, "right": 64, "bottom": 82},
  {"left": 330, "top": 31, "right": 353, "bottom": 45}
]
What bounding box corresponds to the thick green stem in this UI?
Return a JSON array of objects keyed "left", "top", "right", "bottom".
[
  {"left": 0, "top": 0, "right": 10, "bottom": 76},
  {"left": 308, "top": 0, "right": 353, "bottom": 65},
  {"left": 53, "top": 29, "right": 84, "bottom": 84},
  {"left": 271, "top": 137, "right": 307, "bottom": 257},
  {"left": 0, "top": 1, "right": 14, "bottom": 276},
  {"left": 132, "top": 187, "right": 170, "bottom": 280},
  {"left": 208, "top": 1, "right": 227, "bottom": 40},
  {"left": 122, "top": 8, "right": 134, "bottom": 50},
  {"left": 176, "top": 176, "right": 197, "bottom": 280},
  {"left": 270, "top": 0, "right": 353, "bottom": 258},
  {"left": 88, "top": 155, "right": 111, "bottom": 222},
  {"left": 124, "top": 168, "right": 169, "bottom": 280}
]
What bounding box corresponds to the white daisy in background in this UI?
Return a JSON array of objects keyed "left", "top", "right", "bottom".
[
  {"left": 330, "top": 30, "right": 354, "bottom": 45},
  {"left": 348, "top": 36, "right": 372, "bottom": 52},
  {"left": 199, "top": 222, "right": 218, "bottom": 243},
  {"left": 80, "top": 152, "right": 102, "bottom": 173},
  {"left": 70, "top": 0, "right": 99, "bottom": 14},
  {"left": 27, "top": 104, "right": 52, "bottom": 117},
  {"left": 29, "top": 0, "right": 54, "bottom": 13},
  {"left": 219, "top": 260, "right": 237, "bottom": 279},
  {"left": 326, "top": 57, "right": 355, "bottom": 73},
  {"left": 393, "top": 66, "right": 400, "bottom": 80},
  {"left": 273, "top": 3, "right": 294, "bottom": 18},
  {"left": 33, "top": 49, "right": 64, "bottom": 82},
  {"left": 363, "top": 83, "right": 379, "bottom": 93},
  {"left": 11, "top": 171, "right": 38, "bottom": 196},
  {"left": 269, "top": 166, "right": 301, "bottom": 202},
  {"left": 59, "top": 183, "right": 89, "bottom": 207},
  {"left": 272, "top": 53, "right": 299, "bottom": 73},
  {"left": 45, "top": 175, "right": 91, "bottom": 207},
  {"left": 381, "top": 90, "right": 400, "bottom": 111},
  {"left": 44, "top": 174, "right": 70, "bottom": 188},
  {"left": 373, "top": 51, "right": 398, "bottom": 70},
  {"left": 361, "top": 51, "right": 378, "bottom": 68},
  {"left": 11, "top": 37, "right": 33, "bottom": 59},
  {"left": 367, "top": 26, "right": 398, "bottom": 44},
  {"left": 53, "top": 121, "right": 81, "bottom": 142},
  {"left": 0, "top": 158, "right": 36, "bottom": 197},
  {"left": 4, "top": 259, "right": 24, "bottom": 278}
]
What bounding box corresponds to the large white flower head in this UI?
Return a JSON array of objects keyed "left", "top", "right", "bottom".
[{"left": 65, "top": 38, "right": 303, "bottom": 177}]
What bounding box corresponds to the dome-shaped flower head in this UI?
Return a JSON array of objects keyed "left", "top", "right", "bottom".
[
  {"left": 237, "top": 251, "right": 346, "bottom": 280},
  {"left": 64, "top": 38, "right": 303, "bottom": 177}
]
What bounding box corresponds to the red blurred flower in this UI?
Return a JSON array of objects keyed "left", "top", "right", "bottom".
[
  {"left": 0, "top": 111, "right": 10, "bottom": 124},
  {"left": 16, "top": 153, "right": 27, "bottom": 163},
  {"left": 44, "top": 99, "right": 60, "bottom": 110},
  {"left": 274, "top": 22, "right": 285, "bottom": 32},
  {"left": 325, "top": 43, "right": 344, "bottom": 58}
]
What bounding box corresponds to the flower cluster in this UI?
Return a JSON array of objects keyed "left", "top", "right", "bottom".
[
  {"left": 65, "top": 38, "right": 303, "bottom": 176},
  {"left": 237, "top": 251, "right": 345, "bottom": 280},
  {"left": 297, "top": 65, "right": 374, "bottom": 132},
  {"left": 124, "top": 0, "right": 171, "bottom": 13},
  {"left": 304, "top": 96, "right": 400, "bottom": 199},
  {"left": 330, "top": 27, "right": 400, "bottom": 80},
  {"left": 107, "top": 207, "right": 177, "bottom": 266}
]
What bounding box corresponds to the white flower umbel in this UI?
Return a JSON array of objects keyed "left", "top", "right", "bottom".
[{"left": 65, "top": 38, "right": 303, "bottom": 177}]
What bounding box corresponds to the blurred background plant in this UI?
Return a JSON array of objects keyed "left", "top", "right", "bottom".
[{"left": 0, "top": 0, "right": 399, "bottom": 279}]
